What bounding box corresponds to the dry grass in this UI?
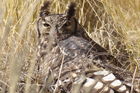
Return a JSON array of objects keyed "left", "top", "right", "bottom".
[{"left": 0, "top": 0, "right": 139, "bottom": 93}]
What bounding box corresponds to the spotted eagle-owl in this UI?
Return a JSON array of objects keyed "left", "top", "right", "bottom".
[{"left": 36, "top": 1, "right": 139, "bottom": 93}]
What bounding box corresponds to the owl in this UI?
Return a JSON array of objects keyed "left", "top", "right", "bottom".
[{"left": 36, "top": 1, "right": 139, "bottom": 93}]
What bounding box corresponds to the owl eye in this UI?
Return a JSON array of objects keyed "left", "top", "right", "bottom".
[
  {"left": 43, "top": 23, "right": 50, "bottom": 27},
  {"left": 64, "top": 21, "right": 71, "bottom": 27}
]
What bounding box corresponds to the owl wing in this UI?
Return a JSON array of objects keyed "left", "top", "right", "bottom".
[
  {"left": 55, "top": 36, "right": 138, "bottom": 92},
  {"left": 58, "top": 36, "right": 122, "bottom": 67}
]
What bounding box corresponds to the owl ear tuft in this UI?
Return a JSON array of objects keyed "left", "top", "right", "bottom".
[
  {"left": 65, "top": 2, "right": 76, "bottom": 19},
  {"left": 40, "top": 1, "right": 51, "bottom": 18}
]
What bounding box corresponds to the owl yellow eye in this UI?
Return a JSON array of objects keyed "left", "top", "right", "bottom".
[
  {"left": 64, "top": 21, "right": 71, "bottom": 27},
  {"left": 43, "top": 23, "right": 50, "bottom": 27}
]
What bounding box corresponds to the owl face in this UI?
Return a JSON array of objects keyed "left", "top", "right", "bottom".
[
  {"left": 37, "top": 1, "right": 77, "bottom": 42},
  {"left": 42, "top": 14, "right": 77, "bottom": 40}
]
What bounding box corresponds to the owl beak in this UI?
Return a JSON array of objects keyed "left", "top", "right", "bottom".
[{"left": 49, "top": 25, "right": 59, "bottom": 41}]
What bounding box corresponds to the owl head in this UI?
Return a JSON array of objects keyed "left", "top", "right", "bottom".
[{"left": 37, "top": 1, "right": 77, "bottom": 42}]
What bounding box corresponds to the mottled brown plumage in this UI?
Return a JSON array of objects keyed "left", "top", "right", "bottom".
[{"left": 36, "top": 1, "right": 139, "bottom": 93}]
